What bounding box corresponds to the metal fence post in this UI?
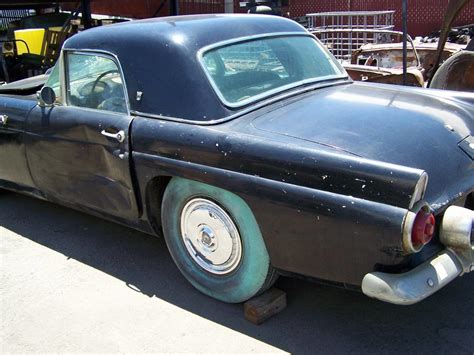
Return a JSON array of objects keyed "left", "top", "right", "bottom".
[{"left": 402, "top": 0, "right": 408, "bottom": 86}]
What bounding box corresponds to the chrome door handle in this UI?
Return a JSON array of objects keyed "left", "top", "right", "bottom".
[
  {"left": 0, "top": 114, "right": 8, "bottom": 126},
  {"left": 101, "top": 129, "right": 125, "bottom": 143}
]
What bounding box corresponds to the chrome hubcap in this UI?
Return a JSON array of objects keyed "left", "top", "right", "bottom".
[{"left": 180, "top": 198, "right": 242, "bottom": 275}]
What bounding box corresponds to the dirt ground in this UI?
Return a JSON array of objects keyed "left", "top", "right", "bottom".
[{"left": 1, "top": 192, "right": 473, "bottom": 353}]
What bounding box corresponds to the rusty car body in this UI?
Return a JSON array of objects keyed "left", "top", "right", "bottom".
[
  {"left": 348, "top": 41, "right": 464, "bottom": 86},
  {"left": 0, "top": 15, "right": 473, "bottom": 305},
  {"left": 344, "top": 64, "right": 424, "bottom": 86},
  {"left": 310, "top": 28, "right": 428, "bottom": 87}
]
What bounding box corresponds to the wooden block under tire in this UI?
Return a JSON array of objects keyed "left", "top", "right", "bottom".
[{"left": 244, "top": 288, "right": 287, "bottom": 324}]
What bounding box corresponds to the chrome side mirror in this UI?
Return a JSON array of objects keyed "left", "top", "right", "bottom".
[{"left": 37, "top": 86, "right": 56, "bottom": 107}]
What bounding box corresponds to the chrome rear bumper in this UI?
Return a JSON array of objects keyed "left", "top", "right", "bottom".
[{"left": 362, "top": 206, "right": 473, "bottom": 305}]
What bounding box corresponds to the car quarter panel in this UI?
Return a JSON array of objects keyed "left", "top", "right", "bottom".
[
  {"left": 130, "top": 115, "right": 425, "bottom": 286},
  {"left": 251, "top": 82, "right": 474, "bottom": 213}
]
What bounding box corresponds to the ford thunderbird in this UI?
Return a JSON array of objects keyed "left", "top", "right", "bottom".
[{"left": 0, "top": 14, "right": 473, "bottom": 305}]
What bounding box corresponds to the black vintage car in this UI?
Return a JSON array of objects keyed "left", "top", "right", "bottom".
[{"left": 0, "top": 14, "right": 472, "bottom": 305}]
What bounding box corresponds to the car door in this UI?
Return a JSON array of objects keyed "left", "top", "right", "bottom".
[
  {"left": 0, "top": 94, "right": 37, "bottom": 189},
  {"left": 25, "top": 50, "right": 139, "bottom": 219}
]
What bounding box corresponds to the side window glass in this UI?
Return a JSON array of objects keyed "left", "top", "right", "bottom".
[
  {"left": 44, "top": 62, "right": 61, "bottom": 102},
  {"left": 66, "top": 53, "right": 127, "bottom": 114}
]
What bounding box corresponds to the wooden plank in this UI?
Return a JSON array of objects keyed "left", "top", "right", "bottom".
[{"left": 244, "top": 288, "right": 287, "bottom": 325}]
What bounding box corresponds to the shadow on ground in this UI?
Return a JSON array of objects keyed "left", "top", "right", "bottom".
[{"left": 1, "top": 193, "right": 473, "bottom": 353}]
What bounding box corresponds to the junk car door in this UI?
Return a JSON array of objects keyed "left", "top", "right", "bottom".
[{"left": 25, "top": 51, "right": 139, "bottom": 219}]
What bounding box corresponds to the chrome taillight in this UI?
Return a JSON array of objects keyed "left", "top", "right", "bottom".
[
  {"left": 411, "top": 209, "right": 435, "bottom": 248},
  {"left": 403, "top": 202, "right": 436, "bottom": 254}
]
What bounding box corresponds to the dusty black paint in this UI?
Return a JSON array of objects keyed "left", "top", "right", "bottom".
[{"left": 0, "top": 15, "right": 473, "bottom": 287}]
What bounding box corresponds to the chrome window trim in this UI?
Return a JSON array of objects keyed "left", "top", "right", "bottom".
[
  {"left": 59, "top": 50, "right": 66, "bottom": 104},
  {"left": 197, "top": 32, "right": 348, "bottom": 109},
  {"left": 131, "top": 79, "right": 351, "bottom": 125},
  {"left": 62, "top": 48, "right": 131, "bottom": 116}
]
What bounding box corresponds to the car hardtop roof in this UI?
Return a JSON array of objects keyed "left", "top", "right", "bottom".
[
  {"left": 63, "top": 14, "right": 310, "bottom": 122},
  {"left": 64, "top": 14, "right": 307, "bottom": 53}
]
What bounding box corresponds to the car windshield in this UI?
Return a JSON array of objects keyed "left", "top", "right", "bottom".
[{"left": 201, "top": 35, "right": 346, "bottom": 107}]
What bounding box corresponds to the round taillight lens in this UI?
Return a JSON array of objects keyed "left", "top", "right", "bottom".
[{"left": 412, "top": 210, "right": 435, "bottom": 248}]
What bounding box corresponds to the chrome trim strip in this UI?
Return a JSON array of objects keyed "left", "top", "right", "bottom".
[
  {"left": 196, "top": 32, "right": 349, "bottom": 109},
  {"left": 408, "top": 172, "right": 429, "bottom": 210},
  {"left": 59, "top": 50, "right": 66, "bottom": 104}
]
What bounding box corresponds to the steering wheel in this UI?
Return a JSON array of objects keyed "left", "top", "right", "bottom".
[
  {"left": 79, "top": 81, "right": 109, "bottom": 97},
  {"left": 79, "top": 69, "right": 119, "bottom": 108},
  {"left": 90, "top": 69, "right": 119, "bottom": 95}
]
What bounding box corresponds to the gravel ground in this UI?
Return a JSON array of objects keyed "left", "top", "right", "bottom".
[{"left": 1, "top": 192, "right": 473, "bottom": 353}]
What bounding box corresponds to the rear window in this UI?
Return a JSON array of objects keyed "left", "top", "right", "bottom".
[{"left": 200, "top": 35, "right": 346, "bottom": 107}]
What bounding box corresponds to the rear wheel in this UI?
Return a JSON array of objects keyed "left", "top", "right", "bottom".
[{"left": 161, "top": 177, "right": 277, "bottom": 303}]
